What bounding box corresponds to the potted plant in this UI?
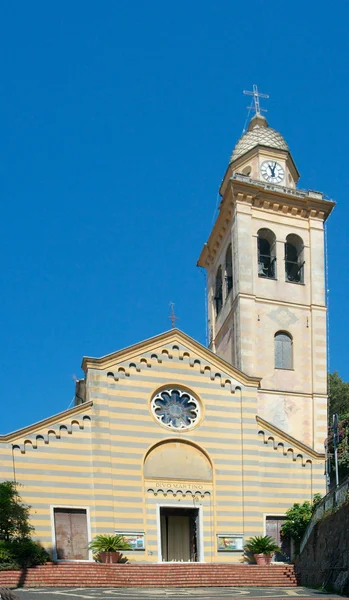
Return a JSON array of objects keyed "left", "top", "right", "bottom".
[
  {"left": 88, "top": 534, "right": 132, "bottom": 564},
  {"left": 244, "top": 535, "right": 280, "bottom": 566}
]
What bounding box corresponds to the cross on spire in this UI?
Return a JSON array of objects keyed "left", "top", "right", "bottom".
[
  {"left": 243, "top": 84, "right": 269, "bottom": 116},
  {"left": 168, "top": 301, "right": 179, "bottom": 329}
]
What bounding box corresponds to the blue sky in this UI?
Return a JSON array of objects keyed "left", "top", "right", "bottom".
[{"left": 1, "top": 1, "right": 348, "bottom": 433}]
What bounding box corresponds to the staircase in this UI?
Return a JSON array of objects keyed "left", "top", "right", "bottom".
[{"left": 0, "top": 563, "right": 298, "bottom": 588}]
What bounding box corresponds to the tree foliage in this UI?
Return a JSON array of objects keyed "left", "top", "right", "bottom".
[
  {"left": 0, "top": 481, "right": 33, "bottom": 542},
  {"left": 281, "top": 494, "right": 322, "bottom": 553},
  {"left": 0, "top": 481, "right": 49, "bottom": 569},
  {"left": 328, "top": 371, "right": 349, "bottom": 421},
  {"left": 327, "top": 372, "right": 349, "bottom": 485},
  {"left": 327, "top": 414, "right": 349, "bottom": 483}
]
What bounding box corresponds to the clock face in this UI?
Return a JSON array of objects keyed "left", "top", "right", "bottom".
[{"left": 260, "top": 161, "right": 285, "bottom": 184}]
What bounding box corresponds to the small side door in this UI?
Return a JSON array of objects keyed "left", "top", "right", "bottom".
[
  {"left": 54, "top": 508, "right": 89, "bottom": 560},
  {"left": 266, "top": 516, "right": 291, "bottom": 562}
]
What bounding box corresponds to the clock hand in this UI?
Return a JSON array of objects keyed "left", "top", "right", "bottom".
[{"left": 270, "top": 162, "right": 276, "bottom": 177}]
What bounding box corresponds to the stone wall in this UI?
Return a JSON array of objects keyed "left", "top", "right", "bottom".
[{"left": 296, "top": 502, "right": 349, "bottom": 594}]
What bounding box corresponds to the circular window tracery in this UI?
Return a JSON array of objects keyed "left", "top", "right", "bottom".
[{"left": 151, "top": 388, "right": 200, "bottom": 430}]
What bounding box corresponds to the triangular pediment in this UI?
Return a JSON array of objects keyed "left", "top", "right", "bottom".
[{"left": 82, "top": 328, "right": 260, "bottom": 389}]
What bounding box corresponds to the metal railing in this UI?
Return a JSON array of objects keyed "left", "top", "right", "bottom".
[{"left": 300, "top": 476, "right": 349, "bottom": 554}]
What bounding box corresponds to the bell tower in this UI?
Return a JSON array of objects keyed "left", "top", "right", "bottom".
[{"left": 198, "top": 89, "right": 335, "bottom": 451}]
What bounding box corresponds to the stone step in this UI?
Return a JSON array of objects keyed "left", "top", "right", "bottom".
[
  {"left": 0, "top": 563, "right": 298, "bottom": 589},
  {"left": 18, "top": 569, "right": 295, "bottom": 574},
  {"left": 15, "top": 576, "right": 296, "bottom": 580}
]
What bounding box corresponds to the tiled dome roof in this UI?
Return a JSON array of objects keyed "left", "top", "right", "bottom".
[{"left": 230, "top": 114, "right": 289, "bottom": 163}]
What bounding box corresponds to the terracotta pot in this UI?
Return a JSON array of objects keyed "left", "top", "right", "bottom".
[
  {"left": 99, "top": 551, "right": 121, "bottom": 564},
  {"left": 254, "top": 553, "right": 272, "bottom": 566}
]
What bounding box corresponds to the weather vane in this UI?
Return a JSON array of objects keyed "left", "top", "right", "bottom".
[
  {"left": 243, "top": 84, "right": 269, "bottom": 116},
  {"left": 168, "top": 302, "right": 179, "bottom": 329}
]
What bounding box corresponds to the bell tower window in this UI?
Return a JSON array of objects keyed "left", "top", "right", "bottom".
[
  {"left": 275, "top": 331, "right": 293, "bottom": 369},
  {"left": 225, "top": 244, "right": 233, "bottom": 295},
  {"left": 285, "top": 234, "right": 304, "bottom": 283},
  {"left": 214, "top": 266, "right": 223, "bottom": 316},
  {"left": 257, "top": 229, "right": 276, "bottom": 279}
]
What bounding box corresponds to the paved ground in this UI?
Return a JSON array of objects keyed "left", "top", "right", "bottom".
[{"left": 12, "top": 588, "right": 341, "bottom": 600}]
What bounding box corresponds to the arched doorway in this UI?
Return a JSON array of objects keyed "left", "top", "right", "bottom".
[{"left": 144, "top": 440, "right": 213, "bottom": 563}]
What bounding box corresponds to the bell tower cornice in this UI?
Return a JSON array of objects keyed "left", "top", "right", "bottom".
[{"left": 197, "top": 175, "right": 335, "bottom": 268}]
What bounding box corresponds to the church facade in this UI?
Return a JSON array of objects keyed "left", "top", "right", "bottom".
[{"left": 0, "top": 107, "right": 334, "bottom": 564}]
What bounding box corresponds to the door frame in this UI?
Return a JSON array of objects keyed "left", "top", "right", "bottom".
[
  {"left": 264, "top": 513, "right": 290, "bottom": 563},
  {"left": 156, "top": 503, "right": 204, "bottom": 563},
  {"left": 263, "top": 513, "right": 287, "bottom": 535},
  {"left": 50, "top": 505, "right": 93, "bottom": 562}
]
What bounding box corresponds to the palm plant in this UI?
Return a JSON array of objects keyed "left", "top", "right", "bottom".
[
  {"left": 88, "top": 534, "right": 131, "bottom": 553},
  {"left": 244, "top": 535, "right": 280, "bottom": 555}
]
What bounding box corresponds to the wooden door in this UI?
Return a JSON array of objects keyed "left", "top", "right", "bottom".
[
  {"left": 160, "top": 512, "right": 191, "bottom": 562},
  {"left": 54, "top": 508, "right": 89, "bottom": 560},
  {"left": 167, "top": 515, "right": 190, "bottom": 562},
  {"left": 266, "top": 516, "right": 291, "bottom": 562}
]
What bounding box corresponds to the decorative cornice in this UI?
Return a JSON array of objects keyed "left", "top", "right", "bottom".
[
  {"left": 239, "top": 294, "right": 327, "bottom": 311},
  {"left": 146, "top": 486, "right": 211, "bottom": 499},
  {"left": 10, "top": 413, "right": 92, "bottom": 455},
  {"left": 259, "top": 389, "right": 327, "bottom": 398},
  {"left": 198, "top": 176, "right": 335, "bottom": 268},
  {"left": 0, "top": 401, "right": 93, "bottom": 442},
  {"left": 82, "top": 329, "right": 261, "bottom": 388},
  {"left": 257, "top": 415, "right": 325, "bottom": 460}
]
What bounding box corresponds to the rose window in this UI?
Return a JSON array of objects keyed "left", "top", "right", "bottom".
[{"left": 151, "top": 389, "right": 200, "bottom": 430}]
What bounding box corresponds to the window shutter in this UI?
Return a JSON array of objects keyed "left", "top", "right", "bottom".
[{"left": 275, "top": 333, "right": 292, "bottom": 369}]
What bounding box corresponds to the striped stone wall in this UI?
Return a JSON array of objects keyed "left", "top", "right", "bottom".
[
  {"left": 0, "top": 332, "right": 326, "bottom": 563},
  {"left": 0, "top": 405, "right": 93, "bottom": 553}
]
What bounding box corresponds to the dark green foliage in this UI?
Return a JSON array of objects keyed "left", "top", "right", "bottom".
[
  {"left": 327, "top": 414, "right": 349, "bottom": 483},
  {"left": 326, "top": 373, "right": 349, "bottom": 485},
  {"left": 9, "top": 539, "right": 49, "bottom": 567},
  {"left": 0, "top": 482, "right": 33, "bottom": 542},
  {"left": 0, "top": 542, "right": 13, "bottom": 563},
  {"left": 0, "top": 481, "right": 49, "bottom": 569},
  {"left": 244, "top": 535, "right": 280, "bottom": 555},
  {"left": 328, "top": 372, "right": 349, "bottom": 421},
  {"left": 0, "top": 539, "right": 49, "bottom": 569},
  {"left": 281, "top": 494, "right": 322, "bottom": 554}
]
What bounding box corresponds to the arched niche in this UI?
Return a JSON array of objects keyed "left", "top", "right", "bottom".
[{"left": 144, "top": 440, "right": 212, "bottom": 481}]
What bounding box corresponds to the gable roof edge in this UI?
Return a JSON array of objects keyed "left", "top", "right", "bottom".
[
  {"left": 256, "top": 416, "right": 325, "bottom": 460},
  {"left": 82, "top": 329, "right": 261, "bottom": 388},
  {"left": 0, "top": 401, "right": 93, "bottom": 442}
]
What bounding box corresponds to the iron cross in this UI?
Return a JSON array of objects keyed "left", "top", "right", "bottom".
[
  {"left": 168, "top": 302, "right": 179, "bottom": 329},
  {"left": 243, "top": 84, "right": 269, "bottom": 116}
]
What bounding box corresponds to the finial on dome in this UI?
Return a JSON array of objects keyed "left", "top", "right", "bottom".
[
  {"left": 243, "top": 84, "right": 269, "bottom": 117},
  {"left": 248, "top": 113, "right": 269, "bottom": 131}
]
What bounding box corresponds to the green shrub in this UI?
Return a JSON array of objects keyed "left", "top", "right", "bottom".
[
  {"left": 0, "top": 481, "right": 50, "bottom": 569},
  {"left": 0, "top": 482, "right": 33, "bottom": 541},
  {"left": 9, "top": 539, "right": 49, "bottom": 567},
  {"left": 0, "top": 541, "right": 13, "bottom": 563},
  {"left": 280, "top": 494, "right": 323, "bottom": 555},
  {"left": 0, "top": 539, "right": 49, "bottom": 569}
]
